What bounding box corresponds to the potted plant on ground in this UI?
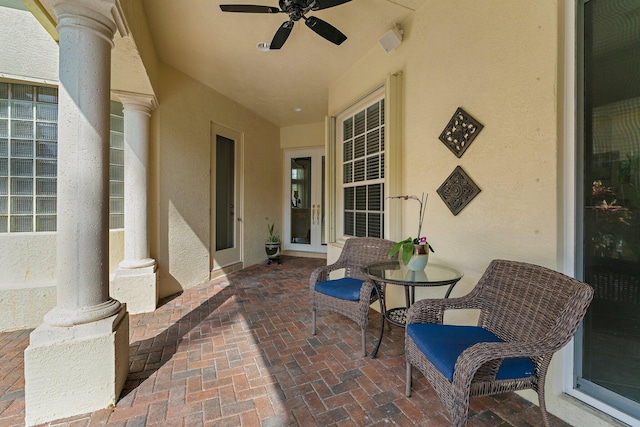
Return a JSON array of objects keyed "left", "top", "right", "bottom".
[
  {"left": 387, "top": 193, "right": 435, "bottom": 270},
  {"left": 265, "top": 223, "right": 281, "bottom": 265}
]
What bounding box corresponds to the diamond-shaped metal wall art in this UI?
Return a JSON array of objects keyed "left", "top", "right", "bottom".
[
  {"left": 437, "top": 166, "right": 481, "bottom": 216},
  {"left": 438, "top": 107, "right": 484, "bottom": 158}
]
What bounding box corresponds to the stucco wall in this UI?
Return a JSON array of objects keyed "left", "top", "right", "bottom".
[
  {"left": 0, "top": 230, "right": 122, "bottom": 287},
  {"left": 0, "top": 0, "right": 126, "bottom": 325},
  {"left": 0, "top": 5, "right": 58, "bottom": 83},
  {"left": 0, "top": 5, "right": 60, "bottom": 329},
  {"left": 152, "top": 64, "right": 282, "bottom": 299},
  {"left": 280, "top": 122, "right": 325, "bottom": 149},
  {"left": 329, "top": 1, "right": 559, "bottom": 286},
  {"left": 109, "top": 0, "right": 158, "bottom": 97},
  {"left": 326, "top": 1, "right": 610, "bottom": 426},
  {"left": 0, "top": 230, "right": 124, "bottom": 331},
  {"left": 0, "top": 234, "right": 56, "bottom": 286}
]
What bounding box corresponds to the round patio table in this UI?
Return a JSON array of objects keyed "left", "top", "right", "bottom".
[{"left": 362, "top": 261, "right": 463, "bottom": 358}]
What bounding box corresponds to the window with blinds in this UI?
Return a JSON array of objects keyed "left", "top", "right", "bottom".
[
  {"left": 342, "top": 98, "right": 384, "bottom": 238},
  {"left": 0, "top": 82, "right": 125, "bottom": 232}
]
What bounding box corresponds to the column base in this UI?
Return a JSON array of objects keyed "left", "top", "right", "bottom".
[
  {"left": 119, "top": 258, "right": 156, "bottom": 269},
  {"left": 110, "top": 263, "right": 158, "bottom": 314},
  {"left": 43, "top": 298, "right": 122, "bottom": 327},
  {"left": 24, "top": 305, "right": 129, "bottom": 426}
]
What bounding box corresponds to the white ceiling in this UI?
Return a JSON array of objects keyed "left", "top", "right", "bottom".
[{"left": 141, "top": 0, "right": 423, "bottom": 127}]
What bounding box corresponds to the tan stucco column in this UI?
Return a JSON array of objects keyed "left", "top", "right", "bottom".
[
  {"left": 24, "top": 1, "right": 129, "bottom": 425},
  {"left": 110, "top": 92, "right": 158, "bottom": 314}
]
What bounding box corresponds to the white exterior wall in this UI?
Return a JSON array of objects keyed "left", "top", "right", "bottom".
[
  {"left": 0, "top": 5, "right": 58, "bottom": 83},
  {"left": 0, "top": 5, "right": 59, "bottom": 331},
  {"left": 0, "top": 229, "right": 124, "bottom": 331}
]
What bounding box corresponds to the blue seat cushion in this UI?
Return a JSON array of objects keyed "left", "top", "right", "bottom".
[
  {"left": 314, "top": 277, "right": 365, "bottom": 301},
  {"left": 406, "top": 323, "right": 535, "bottom": 382}
]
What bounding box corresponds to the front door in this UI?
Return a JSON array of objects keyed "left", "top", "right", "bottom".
[
  {"left": 284, "top": 148, "right": 326, "bottom": 253},
  {"left": 211, "top": 124, "right": 242, "bottom": 269}
]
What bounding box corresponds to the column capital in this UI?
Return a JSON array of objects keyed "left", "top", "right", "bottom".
[
  {"left": 42, "top": 0, "right": 128, "bottom": 38},
  {"left": 113, "top": 91, "right": 158, "bottom": 114}
]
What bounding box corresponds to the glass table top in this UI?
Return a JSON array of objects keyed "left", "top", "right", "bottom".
[{"left": 362, "top": 261, "right": 463, "bottom": 286}]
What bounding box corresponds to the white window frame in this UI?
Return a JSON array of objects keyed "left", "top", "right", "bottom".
[
  {"left": 339, "top": 93, "right": 385, "bottom": 239},
  {"left": 327, "top": 73, "right": 403, "bottom": 245}
]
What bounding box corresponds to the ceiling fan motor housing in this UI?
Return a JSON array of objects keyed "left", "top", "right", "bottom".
[
  {"left": 279, "top": 0, "right": 316, "bottom": 20},
  {"left": 221, "top": 0, "right": 349, "bottom": 48}
]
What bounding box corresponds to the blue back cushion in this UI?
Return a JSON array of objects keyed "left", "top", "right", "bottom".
[
  {"left": 406, "top": 323, "right": 535, "bottom": 382},
  {"left": 314, "top": 277, "right": 364, "bottom": 301}
]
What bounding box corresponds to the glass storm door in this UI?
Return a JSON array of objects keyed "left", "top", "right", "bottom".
[
  {"left": 576, "top": 0, "right": 640, "bottom": 418},
  {"left": 284, "top": 148, "right": 326, "bottom": 253},
  {"left": 211, "top": 126, "right": 242, "bottom": 269}
]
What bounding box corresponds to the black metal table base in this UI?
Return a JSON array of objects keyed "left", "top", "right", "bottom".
[
  {"left": 371, "top": 284, "right": 385, "bottom": 358},
  {"left": 369, "top": 281, "right": 459, "bottom": 359},
  {"left": 385, "top": 307, "right": 409, "bottom": 327}
]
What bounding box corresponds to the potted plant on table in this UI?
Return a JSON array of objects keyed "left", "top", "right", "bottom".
[
  {"left": 387, "top": 192, "right": 435, "bottom": 271},
  {"left": 265, "top": 223, "right": 281, "bottom": 265}
]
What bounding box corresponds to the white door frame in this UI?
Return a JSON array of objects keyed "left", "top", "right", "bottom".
[
  {"left": 211, "top": 123, "right": 243, "bottom": 270},
  {"left": 283, "top": 147, "right": 326, "bottom": 253}
]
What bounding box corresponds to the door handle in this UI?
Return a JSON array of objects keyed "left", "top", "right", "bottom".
[{"left": 311, "top": 204, "right": 321, "bottom": 224}]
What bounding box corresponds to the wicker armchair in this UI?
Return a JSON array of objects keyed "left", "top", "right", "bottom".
[
  {"left": 405, "top": 259, "right": 594, "bottom": 426},
  {"left": 310, "top": 237, "right": 397, "bottom": 356}
]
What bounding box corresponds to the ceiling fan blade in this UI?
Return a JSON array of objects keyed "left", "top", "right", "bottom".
[
  {"left": 304, "top": 16, "right": 347, "bottom": 45},
  {"left": 270, "top": 21, "right": 294, "bottom": 49},
  {"left": 311, "top": 0, "right": 351, "bottom": 11},
  {"left": 219, "top": 4, "right": 280, "bottom": 13}
]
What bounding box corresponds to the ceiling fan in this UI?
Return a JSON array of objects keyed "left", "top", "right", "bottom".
[{"left": 219, "top": 0, "right": 351, "bottom": 49}]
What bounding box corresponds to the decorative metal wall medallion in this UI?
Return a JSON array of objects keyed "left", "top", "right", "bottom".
[
  {"left": 437, "top": 166, "right": 481, "bottom": 215},
  {"left": 438, "top": 107, "right": 484, "bottom": 158}
]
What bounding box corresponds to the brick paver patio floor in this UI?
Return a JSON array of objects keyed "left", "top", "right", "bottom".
[{"left": 0, "top": 256, "right": 572, "bottom": 426}]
